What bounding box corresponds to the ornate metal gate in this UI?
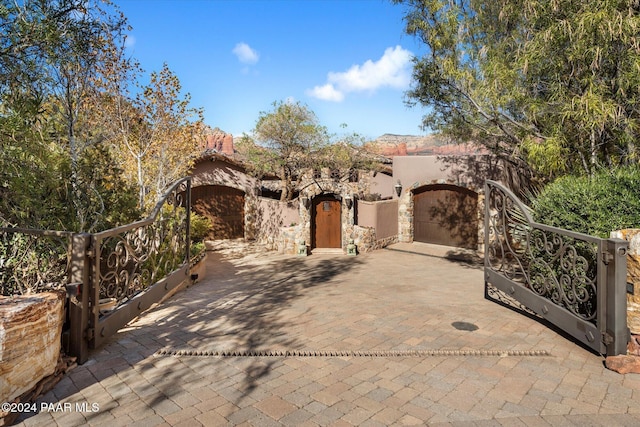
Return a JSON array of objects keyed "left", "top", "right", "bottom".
[
  {"left": 67, "top": 177, "right": 192, "bottom": 362},
  {"left": 484, "top": 180, "right": 628, "bottom": 356},
  {"left": 1, "top": 178, "right": 193, "bottom": 364}
]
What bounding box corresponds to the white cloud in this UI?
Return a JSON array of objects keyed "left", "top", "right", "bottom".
[
  {"left": 307, "top": 45, "right": 413, "bottom": 102},
  {"left": 305, "top": 83, "right": 345, "bottom": 102},
  {"left": 232, "top": 42, "right": 259, "bottom": 65}
]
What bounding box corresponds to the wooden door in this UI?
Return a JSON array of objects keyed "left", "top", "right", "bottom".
[
  {"left": 312, "top": 196, "right": 341, "bottom": 248},
  {"left": 413, "top": 184, "right": 478, "bottom": 249},
  {"left": 191, "top": 185, "right": 245, "bottom": 239}
]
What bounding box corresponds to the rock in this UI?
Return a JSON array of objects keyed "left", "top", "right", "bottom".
[
  {"left": 629, "top": 335, "right": 640, "bottom": 356},
  {"left": 0, "top": 291, "right": 65, "bottom": 403},
  {"left": 605, "top": 355, "right": 640, "bottom": 374},
  {"left": 205, "top": 128, "right": 234, "bottom": 155},
  {"left": 365, "top": 133, "right": 486, "bottom": 157}
]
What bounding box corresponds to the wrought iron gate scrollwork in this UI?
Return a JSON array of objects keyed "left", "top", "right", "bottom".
[
  {"left": 90, "top": 178, "right": 191, "bottom": 349},
  {"left": 484, "top": 180, "right": 628, "bottom": 355},
  {"left": 96, "top": 180, "right": 189, "bottom": 308}
]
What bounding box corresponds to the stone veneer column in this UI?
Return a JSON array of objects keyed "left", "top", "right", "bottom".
[{"left": 397, "top": 186, "right": 413, "bottom": 243}]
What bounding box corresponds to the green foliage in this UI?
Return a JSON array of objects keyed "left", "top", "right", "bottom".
[
  {"left": 238, "top": 100, "right": 377, "bottom": 200},
  {"left": 532, "top": 167, "right": 640, "bottom": 238},
  {"left": 190, "top": 211, "right": 212, "bottom": 243},
  {"left": 190, "top": 241, "right": 205, "bottom": 258},
  {"left": 395, "top": 0, "right": 640, "bottom": 183}
]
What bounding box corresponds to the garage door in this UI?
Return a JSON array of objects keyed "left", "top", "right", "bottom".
[
  {"left": 413, "top": 184, "right": 478, "bottom": 249},
  {"left": 191, "top": 185, "right": 245, "bottom": 239}
]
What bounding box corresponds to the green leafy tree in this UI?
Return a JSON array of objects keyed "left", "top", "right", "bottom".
[
  {"left": 0, "top": 0, "right": 135, "bottom": 231},
  {"left": 238, "top": 101, "right": 376, "bottom": 201},
  {"left": 394, "top": 0, "right": 640, "bottom": 184},
  {"left": 238, "top": 100, "right": 330, "bottom": 201}
]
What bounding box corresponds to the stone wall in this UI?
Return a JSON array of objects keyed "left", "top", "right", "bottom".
[
  {"left": 278, "top": 225, "right": 304, "bottom": 255},
  {"left": 610, "top": 229, "right": 640, "bottom": 335},
  {"left": 255, "top": 198, "right": 300, "bottom": 250},
  {"left": 352, "top": 225, "right": 399, "bottom": 253}
]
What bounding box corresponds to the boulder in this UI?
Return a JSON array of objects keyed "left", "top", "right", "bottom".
[
  {"left": 0, "top": 291, "right": 65, "bottom": 403},
  {"left": 605, "top": 355, "right": 640, "bottom": 374}
]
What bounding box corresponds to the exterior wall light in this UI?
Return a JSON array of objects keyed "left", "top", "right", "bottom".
[
  {"left": 301, "top": 196, "right": 310, "bottom": 209},
  {"left": 345, "top": 195, "right": 353, "bottom": 210},
  {"left": 394, "top": 180, "right": 403, "bottom": 197}
]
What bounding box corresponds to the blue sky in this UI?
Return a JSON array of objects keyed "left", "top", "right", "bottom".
[{"left": 116, "top": 0, "right": 429, "bottom": 140}]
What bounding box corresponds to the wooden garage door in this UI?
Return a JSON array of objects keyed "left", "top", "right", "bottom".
[
  {"left": 191, "top": 185, "right": 244, "bottom": 239},
  {"left": 312, "top": 196, "right": 341, "bottom": 249},
  {"left": 413, "top": 184, "right": 478, "bottom": 249}
]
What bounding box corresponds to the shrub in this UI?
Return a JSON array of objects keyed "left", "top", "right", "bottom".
[
  {"left": 532, "top": 167, "right": 640, "bottom": 238},
  {"left": 190, "top": 212, "right": 212, "bottom": 243},
  {"left": 524, "top": 168, "right": 640, "bottom": 321}
]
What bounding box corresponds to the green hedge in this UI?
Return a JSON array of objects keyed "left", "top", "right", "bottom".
[{"left": 532, "top": 167, "right": 640, "bottom": 238}]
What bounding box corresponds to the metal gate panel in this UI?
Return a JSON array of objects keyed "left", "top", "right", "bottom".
[
  {"left": 484, "top": 180, "right": 628, "bottom": 355},
  {"left": 89, "top": 178, "right": 191, "bottom": 350}
]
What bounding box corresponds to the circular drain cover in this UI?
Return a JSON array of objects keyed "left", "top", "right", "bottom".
[{"left": 452, "top": 321, "right": 479, "bottom": 331}]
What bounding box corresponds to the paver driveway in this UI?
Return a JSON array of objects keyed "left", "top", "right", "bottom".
[{"left": 15, "top": 242, "right": 640, "bottom": 426}]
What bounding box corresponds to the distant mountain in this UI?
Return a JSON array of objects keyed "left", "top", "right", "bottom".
[{"left": 366, "top": 133, "right": 486, "bottom": 157}]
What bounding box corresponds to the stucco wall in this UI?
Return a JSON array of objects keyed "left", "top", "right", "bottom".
[
  {"left": 255, "top": 198, "right": 300, "bottom": 248},
  {"left": 392, "top": 155, "right": 501, "bottom": 196},
  {"left": 357, "top": 199, "right": 398, "bottom": 240},
  {"left": 369, "top": 171, "right": 394, "bottom": 199}
]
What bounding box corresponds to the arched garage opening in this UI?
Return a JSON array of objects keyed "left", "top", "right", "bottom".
[
  {"left": 412, "top": 184, "right": 478, "bottom": 249},
  {"left": 191, "top": 185, "right": 245, "bottom": 239}
]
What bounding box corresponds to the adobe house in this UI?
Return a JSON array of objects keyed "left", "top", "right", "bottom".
[{"left": 189, "top": 129, "right": 503, "bottom": 255}]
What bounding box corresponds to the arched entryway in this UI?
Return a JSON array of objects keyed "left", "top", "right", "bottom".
[
  {"left": 413, "top": 184, "right": 478, "bottom": 249},
  {"left": 311, "top": 195, "right": 342, "bottom": 249},
  {"left": 191, "top": 185, "right": 245, "bottom": 239}
]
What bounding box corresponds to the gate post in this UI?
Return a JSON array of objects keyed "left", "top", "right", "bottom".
[
  {"left": 185, "top": 179, "right": 191, "bottom": 267},
  {"left": 605, "top": 238, "right": 629, "bottom": 356},
  {"left": 68, "top": 232, "right": 91, "bottom": 364}
]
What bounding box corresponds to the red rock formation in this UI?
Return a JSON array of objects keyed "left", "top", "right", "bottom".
[
  {"left": 365, "top": 134, "right": 487, "bottom": 157},
  {"left": 205, "top": 128, "right": 234, "bottom": 155}
]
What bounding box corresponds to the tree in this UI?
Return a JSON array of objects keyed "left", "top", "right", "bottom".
[
  {"left": 394, "top": 0, "right": 640, "bottom": 184},
  {"left": 238, "top": 100, "right": 330, "bottom": 201},
  {"left": 0, "top": 0, "right": 140, "bottom": 231},
  {"left": 113, "top": 63, "right": 205, "bottom": 210}
]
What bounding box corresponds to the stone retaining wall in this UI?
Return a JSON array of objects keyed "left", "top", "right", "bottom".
[{"left": 352, "top": 225, "right": 398, "bottom": 253}]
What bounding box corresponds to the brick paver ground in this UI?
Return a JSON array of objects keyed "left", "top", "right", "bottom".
[{"left": 15, "top": 242, "right": 640, "bottom": 426}]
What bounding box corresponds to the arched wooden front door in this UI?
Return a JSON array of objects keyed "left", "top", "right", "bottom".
[
  {"left": 191, "top": 185, "right": 245, "bottom": 239},
  {"left": 413, "top": 184, "right": 478, "bottom": 249},
  {"left": 312, "top": 196, "right": 342, "bottom": 249}
]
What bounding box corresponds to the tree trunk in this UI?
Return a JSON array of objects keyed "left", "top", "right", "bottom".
[
  {"left": 280, "top": 165, "right": 292, "bottom": 201},
  {"left": 137, "top": 155, "right": 145, "bottom": 209}
]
